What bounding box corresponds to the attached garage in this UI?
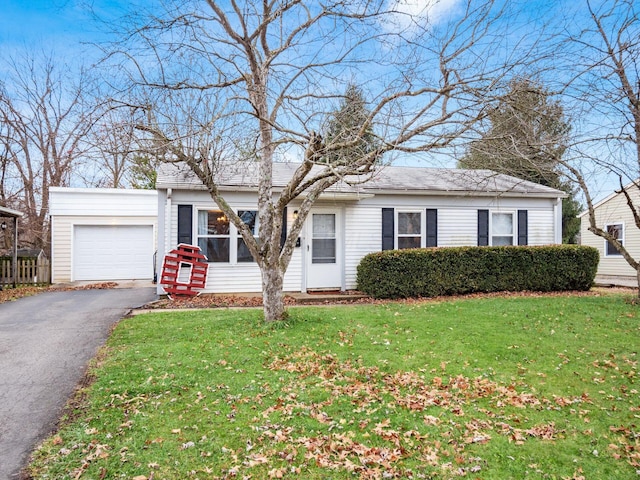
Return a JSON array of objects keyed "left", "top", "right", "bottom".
[{"left": 50, "top": 188, "right": 158, "bottom": 283}]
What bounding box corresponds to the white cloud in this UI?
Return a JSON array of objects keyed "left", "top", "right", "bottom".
[{"left": 385, "top": 0, "right": 462, "bottom": 31}]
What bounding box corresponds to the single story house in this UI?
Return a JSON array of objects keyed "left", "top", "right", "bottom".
[
  {"left": 49, "top": 187, "right": 158, "bottom": 283},
  {"left": 156, "top": 162, "right": 566, "bottom": 295},
  {"left": 579, "top": 185, "right": 639, "bottom": 286}
]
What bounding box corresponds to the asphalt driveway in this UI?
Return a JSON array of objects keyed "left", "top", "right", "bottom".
[{"left": 0, "top": 287, "right": 156, "bottom": 479}]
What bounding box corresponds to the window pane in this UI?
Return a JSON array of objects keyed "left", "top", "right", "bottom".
[
  {"left": 492, "top": 213, "right": 513, "bottom": 236},
  {"left": 312, "top": 239, "right": 336, "bottom": 263},
  {"left": 239, "top": 210, "right": 258, "bottom": 235},
  {"left": 197, "top": 210, "right": 208, "bottom": 236},
  {"left": 606, "top": 224, "right": 623, "bottom": 255},
  {"left": 237, "top": 238, "right": 256, "bottom": 263},
  {"left": 492, "top": 236, "right": 513, "bottom": 246},
  {"left": 398, "top": 237, "right": 421, "bottom": 249},
  {"left": 198, "top": 237, "right": 229, "bottom": 262},
  {"left": 398, "top": 212, "right": 421, "bottom": 235},
  {"left": 199, "top": 210, "right": 229, "bottom": 235},
  {"left": 313, "top": 214, "right": 335, "bottom": 238}
]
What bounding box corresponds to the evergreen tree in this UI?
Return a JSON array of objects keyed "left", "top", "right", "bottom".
[
  {"left": 322, "top": 84, "right": 379, "bottom": 165},
  {"left": 128, "top": 155, "right": 158, "bottom": 190},
  {"left": 459, "top": 78, "right": 581, "bottom": 243}
]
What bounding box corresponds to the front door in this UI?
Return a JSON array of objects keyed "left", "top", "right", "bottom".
[{"left": 306, "top": 209, "right": 342, "bottom": 290}]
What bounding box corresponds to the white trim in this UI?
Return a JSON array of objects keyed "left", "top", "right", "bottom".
[
  {"left": 554, "top": 197, "right": 562, "bottom": 244},
  {"left": 604, "top": 222, "right": 624, "bottom": 257},
  {"left": 49, "top": 186, "right": 157, "bottom": 196},
  {"left": 305, "top": 208, "right": 342, "bottom": 290},
  {"left": 490, "top": 210, "right": 516, "bottom": 246},
  {"left": 395, "top": 209, "right": 424, "bottom": 249}
]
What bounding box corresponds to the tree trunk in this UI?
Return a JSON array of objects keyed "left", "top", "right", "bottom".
[{"left": 261, "top": 263, "right": 286, "bottom": 322}]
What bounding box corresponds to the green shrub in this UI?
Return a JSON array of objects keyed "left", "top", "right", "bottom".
[{"left": 356, "top": 245, "right": 599, "bottom": 299}]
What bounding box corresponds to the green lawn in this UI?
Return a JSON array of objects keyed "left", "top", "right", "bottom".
[{"left": 28, "top": 294, "right": 640, "bottom": 479}]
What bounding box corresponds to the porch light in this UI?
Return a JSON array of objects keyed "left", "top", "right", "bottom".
[
  {"left": 293, "top": 210, "right": 298, "bottom": 220},
  {"left": 0, "top": 221, "right": 6, "bottom": 230}
]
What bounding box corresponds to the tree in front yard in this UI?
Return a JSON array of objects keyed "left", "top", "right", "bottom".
[{"left": 111, "top": 0, "right": 547, "bottom": 321}]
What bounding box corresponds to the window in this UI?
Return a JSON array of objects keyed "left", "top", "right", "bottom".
[
  {"left": 237, "top": 210, "right": 258, "bottom": 263},
  {"left": 196, "top": 209, "right": 260, "bottom": 263},
  {"left": 397, "top": 211, "right": 422, "bottom": 249},
  {"left": 197, "top": 210, "right": 230, "bottom": 262},
  {"left": 606, "top": 223, "right": 623, "bottom": 256},
  {"left": 491, "top": 212, "right": 514, "bottom": 246},
  {"left": 312, "top": 213, "right": 336, "bottom": 264}
]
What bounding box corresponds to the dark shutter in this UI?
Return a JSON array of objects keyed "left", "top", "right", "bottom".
[
  {"left": 280, "top": 207, "right": 288, "bottom": 249},
  {"left": 177, "top": 205, "right": 193, "bottom": 245},
  {"left": 382, "top": 208, "right": 394, "bottom": 250},
  {"left": 478, "top": 209, "right": 489, "bottom": 246},
  {"left": 517, "top": 210, "right": 528, "bottom": 245},
  {"left": 426, "top": 209, "right": 438, "bottom": 247}
]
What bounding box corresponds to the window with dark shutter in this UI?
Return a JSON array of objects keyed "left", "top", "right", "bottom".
[
  {"left": 177, "top": 205, "right": 193, "bottom": 245},
  {"left": 517, "top": 210, "right": 528, "bottom": 245},
  {"left": 280, "top": 207, "right": 288, "bottom": 249},
  {"left": 477, "top": 210, "right": 489, "bottom": 246},
  {"left": 382, "top": 208, "right": 394, "bottom": 250},
  {"left": 426, "top": 209, "right": 437, "bottom": 247}
]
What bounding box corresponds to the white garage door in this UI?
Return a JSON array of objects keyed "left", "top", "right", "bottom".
[{"left": 73, "top": 225, "right": 154, "bottom": 281}]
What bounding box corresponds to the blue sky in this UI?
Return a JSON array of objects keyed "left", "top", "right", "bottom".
[
  {"left": 0, "top": 0, "right": 630, "bottom": 202},
  {"left": 0, "top": 0, "right": 128, "bottom": 55},
  {"left": 2, "top": 0, "right": 88, "bottom": 47}
]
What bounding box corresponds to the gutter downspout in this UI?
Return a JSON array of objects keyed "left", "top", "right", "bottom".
[{"left": 156, "top": 188, "right": 170, "bottom": 296}]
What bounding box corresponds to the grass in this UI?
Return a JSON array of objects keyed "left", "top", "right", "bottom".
[{"left": 28, "top": 293, "right": 640, "bottom": 479}]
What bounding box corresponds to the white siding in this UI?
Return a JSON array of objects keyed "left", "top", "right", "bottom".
[
  {"left": 160, "top": 190, "right": 561, "bottom": 293},
  {"left": 49, "top": 188, "right": 157, "bottom": 216},
  {"left": 164, "top": 192, "right": 302, "bottom": 293},
  {"left": 528, "top": 209, "right": 555, "bottom": 245},
  {"left": 344, "top": 205, "right": 382, "bottom": 289},
  {"left": 580, "top": 192, "right": 638, "bottom": 277},
  {"left": 438, "top": 208, "right": 478, "bottom": 246}
]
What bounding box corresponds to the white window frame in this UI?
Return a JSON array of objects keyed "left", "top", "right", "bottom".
[
  {"left": 196, "top": 208, "right": 259, "bottom": 264},
  {"left": 490, "top": 211, "right": 515, "bottom": 246},
  {"left": 396, "top": 210, "right": 424, "bottom": 249},
  {"left": 604, "top": 222, "right": 624, "bottom": 257}
]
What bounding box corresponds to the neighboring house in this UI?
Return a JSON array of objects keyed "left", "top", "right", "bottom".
[
  {"left": 50, "top": 188, "right": 158, "bottom": 283},
  {"left": 579, "top": 186, "right": 639, "bottom": 286},
  {"left": 156, "top": 163, "right": 566, "bottom": 295}
]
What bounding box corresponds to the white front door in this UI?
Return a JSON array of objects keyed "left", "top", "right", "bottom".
[{"left": 305, "top": 209, "right": 342, "bottom": 290}]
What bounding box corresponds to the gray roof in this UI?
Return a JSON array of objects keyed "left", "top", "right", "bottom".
[{"left": 157, "top": 162, "right": 566, "bottom": 198}]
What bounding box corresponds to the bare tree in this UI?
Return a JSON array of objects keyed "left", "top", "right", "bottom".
[
  {"left": 558, "top": 0, "right": 640, "bottom": 291},
  {"left": 0, "top": 53, "right": 98, "bottom": 251},
  {"left": 112, "top": 0, "right": 548, "bottom": 321},
  {"left": 85, "top": 106, "right": 139, "bottom": 188}
]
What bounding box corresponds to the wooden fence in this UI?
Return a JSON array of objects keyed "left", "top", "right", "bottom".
[{"left": 0, "top": 257, "right": 50, "bottom": 286}]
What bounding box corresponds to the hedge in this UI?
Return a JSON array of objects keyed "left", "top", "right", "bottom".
[{"left": 356, "top": 245, "right": 599, "bottom": 299}]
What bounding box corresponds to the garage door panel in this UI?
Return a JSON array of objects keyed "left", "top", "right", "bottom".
[{"left": 73, "top": 225, "right": 153, "bottom": 281}]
